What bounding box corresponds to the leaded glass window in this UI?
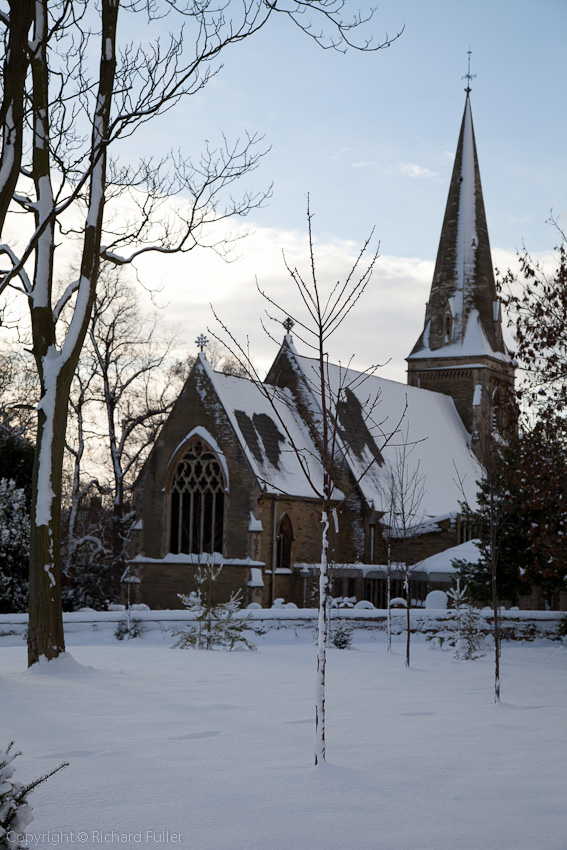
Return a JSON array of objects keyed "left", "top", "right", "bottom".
[{"left": 169, "top": 439, "right": 225, "bottom": 555}]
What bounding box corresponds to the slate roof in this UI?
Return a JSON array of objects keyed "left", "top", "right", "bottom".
[
  {"left": 195, "top": 313, "right": 483, "bottom": 517},
  {"left": 285, "top": 344, "right": 482, "bottom": 518},
  {"left": 198, "top": 355, "right": 328, "bottom": 499}
]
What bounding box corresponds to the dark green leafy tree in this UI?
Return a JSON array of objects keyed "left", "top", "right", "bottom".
[{"left": 456, "top": 417, "right": 567, "bottom": 608}]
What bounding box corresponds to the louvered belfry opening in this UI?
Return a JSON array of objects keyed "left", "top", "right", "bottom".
[{"left": 169, "top": 438, "right": 225, "bottom": 555}]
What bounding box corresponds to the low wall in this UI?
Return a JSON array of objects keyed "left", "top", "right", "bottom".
[{"left": 0, "top": 608, "right": 564, "bottom": 642}]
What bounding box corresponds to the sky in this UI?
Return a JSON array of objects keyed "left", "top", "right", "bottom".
[
  {"left": 6, "top": 0, "right": 566, "bottom": 383},
  {"left": 122, "top": 0, "right": 565, "bottom": 382}
]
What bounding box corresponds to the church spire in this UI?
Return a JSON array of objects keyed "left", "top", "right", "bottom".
[
  {"left": 409, "top": 90, "right": 507, "bottom": 358},
  {"left": 406, "top": 86, "right": 514, "bottom": 452}
]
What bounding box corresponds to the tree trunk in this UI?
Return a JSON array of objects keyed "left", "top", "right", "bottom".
[
  {"left": 0, "top": 1, "right": 33, "bottom": 227},
  {"left": 387, "top": 568, "right": 392, "bottom": 653},
  {"left": 405, "top": 569, "right": 411, "bottom": 668},
  {"left": 490, "top": 494, "right": 501, "bottom": 703},
  {"left": 27, "top": 368, "right": 73, "bottom": 664},
  {"left": 315, "top": 511, "right": 329, "bottom": 766},
  {"left": 27, "top": 0, "right": 118, "bottom": 665}
]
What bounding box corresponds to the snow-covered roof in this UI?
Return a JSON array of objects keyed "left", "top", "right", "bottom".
[
  {"left": 198, "top": 356, "right": 328, "bottom": 499},
  {"left": 248, "top": 512, "right": 264, "bottom": 532},
  {"left": 290, "top": 349, "right": 482, "bottom": 517},
  {"left": 419, "top": 539, "right": 481, "bottom": 577},
  {"left": 452, "top": 93, "right": 477, "bottom": 339},
  {"left": 247, "top": 567, "right": 264, "bottom": 587},
  {"left": 407, "top": 309, "right": 511, "bottom": 363}
]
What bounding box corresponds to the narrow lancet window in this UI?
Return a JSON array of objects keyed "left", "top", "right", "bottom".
[{"left": 276, "top": 515, "right": 293, "bottom": 570}]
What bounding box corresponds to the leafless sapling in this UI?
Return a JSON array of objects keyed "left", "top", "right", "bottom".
[{"left": 213, "top": 201, "right": 405, "bottom": 764}]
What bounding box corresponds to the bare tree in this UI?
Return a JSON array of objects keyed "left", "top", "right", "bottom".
[
  {"left": 0, "top": 1, "right": 400, "bottom": 665},
  {"left": 383, "top": 437, "right": 426, "bottom": 668},
  {"left": 214, "top": 201, "right": 405, "bottom": 764},
  {"left": 455, "top": 428, "right": 506, "bottom": 703},
  {"left": 87, "top": 267, "right": 180, "bottom": 575},
  {"left": 499, "top": 219, "right": 567, "bottom": 414},
  {"left": 0, "top": 345, "right": 38, "bottom": 440},
  {"left": 171, "top": 341, "right": 250, "bottom": 382},
  {"left": 62, "top": 264, "right": 181, "bottom": 601}
]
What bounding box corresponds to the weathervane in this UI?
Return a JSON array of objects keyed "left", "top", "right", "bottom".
[
  {"left": 283, "top": 317, "right": 294, "bottom": 334},
  {"left": 462, "top": 48, "right": 476, "bottom": 94},
  {"left": 195, "top": 333, "right": 209, "bottom": 353}
]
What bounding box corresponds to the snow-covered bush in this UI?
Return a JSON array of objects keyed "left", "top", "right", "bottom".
[
  {"left": 114, "top": 618, "right": 141, "bottom": 641},
  {"left": 0, "top": 743, "right": 67, "bottom": 849},
  {"left": 330, "top": 596, "right": 355, "bottom": 609},
  {"left": 173, "top": 563, "right": 256, "bottom": 651},
  {"left": 330, "top": 620, "right": 353, "bottom": 649},
  {"left": 455, "top": 603, "right": 485, "bottom": 661},
  {"left": 0, "top": 480, "right": 30, "bottom": 614}
]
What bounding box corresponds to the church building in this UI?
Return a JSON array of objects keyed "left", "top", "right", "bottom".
[{"left": 124, "top": 90, "right": 515, "bottom": 610}]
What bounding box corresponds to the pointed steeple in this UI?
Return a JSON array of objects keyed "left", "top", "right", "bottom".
[
  {"left": 409, "top": 92, "right": 506, "bottom": 358},
  {"left": 406, "top": 89, "right": 515, "bottom": 456}
]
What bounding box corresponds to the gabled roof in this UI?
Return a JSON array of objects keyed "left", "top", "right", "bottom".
[
  {"left": 196, "top": 355, "right": 327, "bottom": 499},
  {"left": 410, "top": 93, "right": 509, "bottom": 361},
  {"left": 281, "top": 342, "right": 482, "bottom": 517}
]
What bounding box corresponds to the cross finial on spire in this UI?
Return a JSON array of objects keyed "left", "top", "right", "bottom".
[
  {"left": 195, "top": 333, "right": 209, "bottom": 354},
  {"left": 283, "top": 317, "right": 294, "bottom": 334},
  {"left": 462, "top": 48, "right": 476, "bottom": 94}
]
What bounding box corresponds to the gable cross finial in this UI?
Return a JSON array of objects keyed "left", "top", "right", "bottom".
[
  {"left": 195, "top": 333, "right": 209, "bottom": 354},
  {"left": 283, "top": 317, "right": 294, "bottom": 334},
  {"left": 462, "top": 48, "right": 476, "bottom": 94}
]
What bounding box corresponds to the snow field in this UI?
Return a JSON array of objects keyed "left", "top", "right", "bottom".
[{"left": 1, "top": 629, "right": 565, "bottom": 850}]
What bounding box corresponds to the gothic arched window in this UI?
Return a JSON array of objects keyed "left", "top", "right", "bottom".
[
  {"left": 169, "top": 438, "right": 225, "bottom": 555},
  {"left": 276, "top": 514, "right": 293, "bottom": 571}
]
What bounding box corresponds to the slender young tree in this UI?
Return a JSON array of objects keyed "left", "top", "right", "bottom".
[
  {"left": 383, "top": 437, "right": 425, "bottom": 668},
  {"left": 215, "top": 201, "right": 405, "bottom": 764},
  {"left": 0, "top": 1, "right": 400, "bottom": 665},
  {"left": 455, "top": 423, "right": 504, "bottom": 703}
]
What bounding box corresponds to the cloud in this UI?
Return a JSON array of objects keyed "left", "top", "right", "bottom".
[
  {"left": 324, "top": 146, "right": 353, "bottom": 161},
  {"left": 1, "top": 196, "right": 433, "bottom": 386},
  {"left": 351, "top": 160, "right": 379, "bottom": 170},
  {"left": 138, "top": 221, "right": 434, "bottom": 383},
  {"left": 397, "top": 162, "right": 438, "bottom": 179}
]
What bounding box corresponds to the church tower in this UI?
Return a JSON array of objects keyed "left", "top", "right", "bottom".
[{"left": 406, "top": 86, "right": 515, "bottom": 460}]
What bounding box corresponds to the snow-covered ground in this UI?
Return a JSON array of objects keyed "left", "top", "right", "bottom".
[{"left": 1, "top": 627, "right": 565, "bottom": 850}]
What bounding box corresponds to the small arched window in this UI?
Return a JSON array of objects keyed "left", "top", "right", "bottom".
[
  {"left": 276, "top": 514, "right": 293, "bottom": 570},
  {"left": 169, "top": 438, "right": 225, "bottom": 555},
  {"left": 444, "top": 312, "right": 452, "bottom": 342}
]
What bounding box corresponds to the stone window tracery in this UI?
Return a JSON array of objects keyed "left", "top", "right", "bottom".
[{"left": 169, "top": 438, "right": 225, "bottom": 555}]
